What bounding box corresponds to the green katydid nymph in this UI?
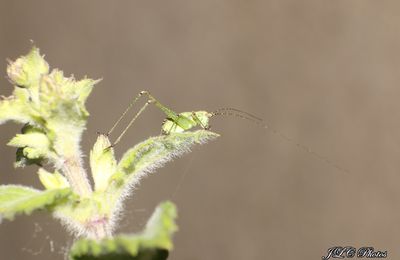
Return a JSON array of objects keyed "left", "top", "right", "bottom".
[
  {"left": 106, "top": 91, "right": 262, "bottom": 147},
  {"left": 105, "top": 90, "right": 347, "bottom": 174}
]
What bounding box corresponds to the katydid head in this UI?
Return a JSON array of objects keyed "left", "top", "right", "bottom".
[{"left": 187, "top": 111, "right": 213, "bottom": 128}]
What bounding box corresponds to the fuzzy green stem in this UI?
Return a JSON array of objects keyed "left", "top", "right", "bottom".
[
  {"left": 86, "top": 218, "right": 112, "bottom": 240},
  {"left": 62, "top": 156, "right": 92, "bottom": 197},
  {"left": 53, "top": 125, "right": 93, "bottom": 197},
  {"left": 62, "top": 157, "right": 112, "bottom": 239}
]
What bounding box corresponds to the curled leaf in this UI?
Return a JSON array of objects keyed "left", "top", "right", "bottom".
[
  {"left": 38, "top": 168, "right": 70, "bottom": 190},
  {"left": 90, "top": 134, "right": 117, "bottom": 192}
]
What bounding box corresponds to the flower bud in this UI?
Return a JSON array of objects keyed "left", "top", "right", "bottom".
[{"left": 7, "top": 47, "right": 49, "bottom": 87}]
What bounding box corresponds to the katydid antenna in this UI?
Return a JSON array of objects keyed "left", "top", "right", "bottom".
[{"left": 211, "top": 107, "right": 348, "bottom": 174}]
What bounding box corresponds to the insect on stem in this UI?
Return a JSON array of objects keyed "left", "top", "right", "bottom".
[{"left": 105, "top": 91, "right": 347, "bottom": 174}]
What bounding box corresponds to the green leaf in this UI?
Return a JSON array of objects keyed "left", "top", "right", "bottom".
[
  {"left": 69, "top": 201, "right": 177, "bottom": 260},
  {"left": 0, "top": 185, "right": 71, "bottom": 220},
  {"left": 8, "top": 131, "right": 50, "bottom": 149},
  {"left": 102, "top": 130, "right": 217, "bottom": 221},
  {"left": 110, "top": 130, "right": 218, "bottom": 192},
  {"left": 0, "top": 98, "right": 32, "bottom": 125},
  {"left": 38, "top": 168, "right": 70, "bottom": 190},
  {"left": 75, "top": 78, "right": 100, "bottom": 104},
  {"left": 90, "top": 134, "right": 117, "bottom": 192},
  {"left": 7, "top": 126, "right": 58, "bottom": 167}
]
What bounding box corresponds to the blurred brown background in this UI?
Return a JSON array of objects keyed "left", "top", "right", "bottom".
[{"left": 1, "top": 1, "right": 400, "bottom": 259}]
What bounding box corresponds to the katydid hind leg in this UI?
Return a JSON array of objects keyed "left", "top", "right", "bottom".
[
  {"left": 111, "top": 100, "right": 152, "bottom": 147},
  {"left": 139, "top": 91, "right": 180, "bottom": 121},
  {"left": 107, "top": 91, "right": 146, "bottom": 136},
  {"left": 107, "top": 90, "right": 176, "bottom": 137}
]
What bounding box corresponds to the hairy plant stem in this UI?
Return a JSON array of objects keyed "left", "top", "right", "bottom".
[
  {"left": 86, "top": 218, "right": 112, "bottom": 239},
  {"left": 62, "top": 157, "right": 112, "bottom": 239},
  {"left": 55, "top": 128, "right": 93, "bottom": 197},
  {"left": 62, "top": 156, "right": 92, "bottom": 197}
]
